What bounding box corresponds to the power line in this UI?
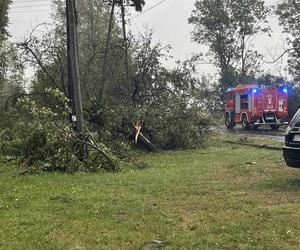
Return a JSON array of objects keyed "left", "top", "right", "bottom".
[
  {"left": 13, "top": 0, "right": 50, "bottom": 2},
  {"left": 132, "top": 0, "right": 169, "bottom": 19},
  {"left": 12, "top": 4, "right": 51, "bottom": 9},
  {"left": 10, "top": 9, "right": 51, "bottom": 14},
  {"left": 10, "top": 21, "right": 48, "bottom": 24}
]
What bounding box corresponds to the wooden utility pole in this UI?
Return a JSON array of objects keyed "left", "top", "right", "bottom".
[{"left": 66, "top": 0, "right": 86, "bottom": 158}]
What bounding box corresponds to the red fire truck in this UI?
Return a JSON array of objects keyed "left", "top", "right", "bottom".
[{"left": 225, "top": 84, "right": 288, "bottom": 130}]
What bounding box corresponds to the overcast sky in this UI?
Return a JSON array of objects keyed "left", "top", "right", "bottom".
[{"left": 8, "top": 0, "right": 289, "bottom": 79}]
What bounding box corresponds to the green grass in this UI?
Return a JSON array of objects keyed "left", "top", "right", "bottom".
[{"left": 1, "top": 140, "right": 300, "bottom": 249}]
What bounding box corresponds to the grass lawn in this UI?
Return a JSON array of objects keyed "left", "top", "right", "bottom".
[{"left": 1, "top": 139, "right": 300, "bottom": 249}]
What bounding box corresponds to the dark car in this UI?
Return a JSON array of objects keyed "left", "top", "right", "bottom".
[{"left": 283, "top": 108, "right": 300, "bottom": 168}]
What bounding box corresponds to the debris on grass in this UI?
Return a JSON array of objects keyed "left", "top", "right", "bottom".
[
  {"left": 144, "top": 240, "right": 165, "bottom": 249},
  {"left": 246, "top": 161, "right": 258, "bottom": 165}
]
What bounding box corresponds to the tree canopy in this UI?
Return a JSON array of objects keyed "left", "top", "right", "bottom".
[
  {"left": 0, "top": 0, "right": 10, "bottom": 42},
  {"left": 189, "top": 0, "right": 270, "bottom": 90},
  {"left": 0, "top": 0, "right": 11, "bottom": 81},
  {"left": 128, "top": 0, "right": 145, "bottom": 12},
  {"left": 277, "top": 0, "right": 300, "bottom": 82}
]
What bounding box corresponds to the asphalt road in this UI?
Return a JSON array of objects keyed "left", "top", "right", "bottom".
[{"left": 222, "top": 125, "right": 286, "bottom": 142}]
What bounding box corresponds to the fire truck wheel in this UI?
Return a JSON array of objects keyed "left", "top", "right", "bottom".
[
  {"left": 242, "top": 115, "right": 250, "bottom": 130},
  {"left": 270, "top": 124, "right": 280, "bottom": 130}
]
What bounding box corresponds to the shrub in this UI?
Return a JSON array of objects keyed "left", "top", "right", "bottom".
[{"left": 0, "top": 89, "right": 120, "bottom": 172}]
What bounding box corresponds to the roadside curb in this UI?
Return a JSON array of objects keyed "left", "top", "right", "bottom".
[{"left": 223, "top": 140, "right": 283, "bottom": 151}]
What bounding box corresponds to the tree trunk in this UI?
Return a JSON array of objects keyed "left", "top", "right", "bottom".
[
  {"left": 101, "top": 0, "right": 116, "bottom": 98},
  {"left": 241, "top": 33, "right": 246, "bottom": 83},
  {"left": 120, "top": 0, "right": 130, "bottom": 83}
]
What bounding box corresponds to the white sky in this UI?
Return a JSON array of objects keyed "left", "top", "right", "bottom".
[{"left": 8, "top": 0, "right": 290, "bottom": 79}]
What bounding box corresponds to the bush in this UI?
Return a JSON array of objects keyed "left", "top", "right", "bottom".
[
  {"left": 0, "top": 89, "right": 121, "bottom": 172},
  {"left": 142, "top": 104, "right": 210, "bottom": 150}
]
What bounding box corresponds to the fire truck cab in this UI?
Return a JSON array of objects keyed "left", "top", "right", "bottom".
[{"left": 225, "top": 84, "right": 288, "bottom": 130}]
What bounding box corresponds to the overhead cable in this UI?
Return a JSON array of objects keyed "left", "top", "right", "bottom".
[
  {"left": 10, "top": 9, "right": 51, "bottom": 14},
  {"left": 132, "top": 0, "right": 169, "bottom": 19},
  {"left": 12, "top": 4, "right": 51, "bottom": 9}
]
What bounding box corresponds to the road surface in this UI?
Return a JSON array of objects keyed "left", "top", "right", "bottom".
[{"left": 222, "top": 126, "right": 286, "bottom": 142}]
